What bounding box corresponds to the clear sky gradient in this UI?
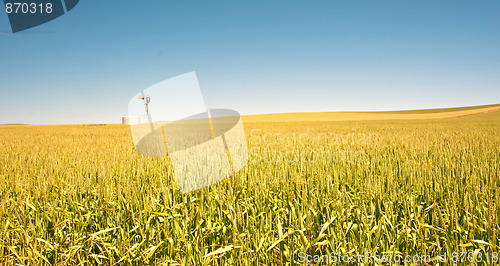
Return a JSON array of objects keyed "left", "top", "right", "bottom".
[{"left": 1, "top": 0, "right": 499, "bottom": 124}]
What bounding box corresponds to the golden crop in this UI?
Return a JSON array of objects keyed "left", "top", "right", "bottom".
[{"left": 0, "top": 106, "right": 499, "bottom": 265}]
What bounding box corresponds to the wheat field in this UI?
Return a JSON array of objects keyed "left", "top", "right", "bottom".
[{"left": 0, "top": 105, "right": 499, "bottom": 265}]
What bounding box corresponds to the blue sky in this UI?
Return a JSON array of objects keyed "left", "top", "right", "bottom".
[{"left": 1, "top": 0, "right": 499, "bottom": 124}]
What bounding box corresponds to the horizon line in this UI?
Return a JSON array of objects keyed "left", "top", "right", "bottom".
[{"left": 2, "top": 102, "right": 499, "bottom": 126}]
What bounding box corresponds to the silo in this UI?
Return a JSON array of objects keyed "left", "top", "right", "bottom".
[{"left": 122, "top": 116, "right": 141, "bottom": 125}]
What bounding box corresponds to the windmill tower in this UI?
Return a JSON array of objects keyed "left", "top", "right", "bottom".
[{"left": 138, "top": 93, "right": 151, "bottom": 115}]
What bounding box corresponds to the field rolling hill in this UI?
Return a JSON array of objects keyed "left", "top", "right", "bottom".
[{"left": 242, "top": 103, "right": 500, "bottom": 122}]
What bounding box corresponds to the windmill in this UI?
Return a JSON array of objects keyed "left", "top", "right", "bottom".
[{"left": 138, "top": 93, "right": 151, "bottom": 115}]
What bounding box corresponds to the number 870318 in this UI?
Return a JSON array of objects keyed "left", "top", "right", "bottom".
[{"left": 5, "top": 2, "right": 53, "bottom": 14}]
